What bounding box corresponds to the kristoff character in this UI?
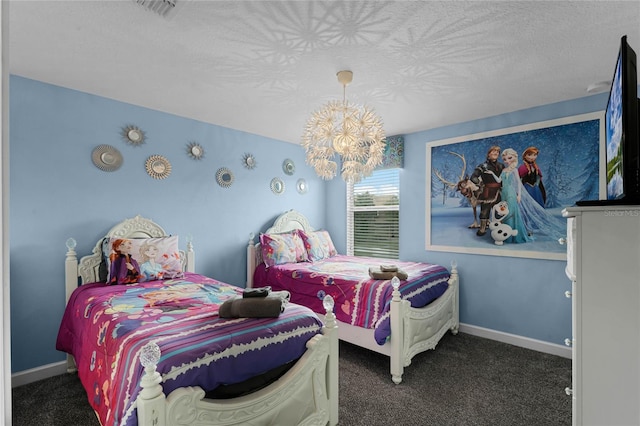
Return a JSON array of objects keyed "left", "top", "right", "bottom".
[{"left": 470, "top": 145, "right": 504, "bottom": 236}]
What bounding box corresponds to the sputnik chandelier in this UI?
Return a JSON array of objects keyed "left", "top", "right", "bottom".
[{"left": 301, "top": 70, "right": 386, "bottom": 184}]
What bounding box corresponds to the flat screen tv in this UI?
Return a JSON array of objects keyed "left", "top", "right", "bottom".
[{"left": 578, "top": 35, "right": 640, "bottom": 206}]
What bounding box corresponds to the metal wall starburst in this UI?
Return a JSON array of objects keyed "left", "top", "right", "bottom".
[
  {"left": 242, "top": 153, "right": 257, "bottom": 169},
  {"left": 121, "top": 125, "right": 146, "bottom": 146},
  {"left": 186, "top": 141, "right": 205, "bottom": 160}
]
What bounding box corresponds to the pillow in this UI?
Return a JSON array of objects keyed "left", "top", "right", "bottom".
[
  {"left": 106, "top": 235, "right": 183, "bottom": 285},
  {"left": 260, "top": 231, "right": 308, "bottom": 267},
  {"left": 299, "top": 229, "right": 337, "bottom": 261}
]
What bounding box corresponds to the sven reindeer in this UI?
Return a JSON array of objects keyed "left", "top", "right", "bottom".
[{"left": 433, "top": 151, "right": 483, "bottom": 229}]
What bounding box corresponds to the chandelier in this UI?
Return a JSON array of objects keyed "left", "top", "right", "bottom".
[{"left": 301, "top": 70, "right": 386, "bottom": 184}]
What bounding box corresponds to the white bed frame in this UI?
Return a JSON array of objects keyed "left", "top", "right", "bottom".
[
  {"left": 64, "top": 215, "right": 339, "bottom": 426},
  {"left": 247, "top": 209, "right": 459, "bottom": 384}
]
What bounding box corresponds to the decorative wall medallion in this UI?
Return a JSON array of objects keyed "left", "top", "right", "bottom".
[
  {"left": 296, "top": 178, "right": 308, "bottom": 194},
  {"left": 145, "top": 155, "right": 171, "bottom": 179},
  {"left": 282, "top": 158, "right": 295, "bottom": 175},
  {"left": 270, "top": 177, "right": 285, "bottom": 194},
  {"left": 186, "top": 142, "right": 205, "bottom": 160},
  {"left": 216, "top": 167, "right": 234, "bottom": 188},
  {"left": 242, "top": 153, "right": 257, "bottom": 170},
  {"left": 91, "top": 144, "right": 123, "bottom": 172},
  {"left": 121, "top": 125, "right": 146, "bottom": 146}
]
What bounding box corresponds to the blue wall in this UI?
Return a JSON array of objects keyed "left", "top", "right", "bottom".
[
  {"left": 328, "top": 94, "right": 608, "bottom": 346},
  {"left": 9, "top": 75, "right": 326, "bottom": 372},
  {"left": 9, "top": 74, "right": 611, "bottom": 374}
]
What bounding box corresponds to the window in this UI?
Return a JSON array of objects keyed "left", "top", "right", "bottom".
[{"left": 347, "top": 168, "right": 400, "bottom": 259}]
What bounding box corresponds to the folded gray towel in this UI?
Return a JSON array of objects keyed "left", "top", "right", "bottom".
[
  {"left": 368, "top": 267, "right": 408, "bottom": 281},
  {"left": 243, "top": 286, "right": 271, "bottom": 298},
  {"left": 380, "top": 264, "right": 398, "bottom": 272},
  {"left": 219, "top": 296, "right": 283, "bottom": 318},
  {"left": 269, "top": 290, "right": 291, "bottom": 305}
]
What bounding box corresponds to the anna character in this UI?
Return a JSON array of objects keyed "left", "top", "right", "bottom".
[
  {"left": 108, "top": 239, "right": 142, "bottom": 285},
  {"left": 518, "top": 146, "right": 546, "bottom": 207}
]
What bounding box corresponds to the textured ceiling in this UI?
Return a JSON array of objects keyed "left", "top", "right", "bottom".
[{"left": 8, "top": 1, "right": 640, "bottom": 144}]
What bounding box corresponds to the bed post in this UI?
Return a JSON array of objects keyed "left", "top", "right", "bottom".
[
  {"left": 138, "top": 342, "right": 167, "bottom": 426},
  {"left": 449, "top": 260, "right": 460, "bottom": 334},
  {"left": 246, "top": 233, "right": 256, "bottom": 288},
  {"left": 389, "top": 276, "right": 404, "bottom": 384},
  {"left": 185, "top": 235, "right": 195, "bottom": 273},
  {"left": 322, "top": 295, "right": 339, "bottom": 426},
  {"left": 64, "top": 238, "right": 79, "bottom": 373},
  {"left": 64, "top": 238, "right": 78, "bottom": 303}
]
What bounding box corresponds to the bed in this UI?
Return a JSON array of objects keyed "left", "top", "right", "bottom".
[
  {"left": 247, "top": 209, "right": 459, "bottom": 384},
  {"left": 57, "top": 215, "right": 338, "bottom": 426}
]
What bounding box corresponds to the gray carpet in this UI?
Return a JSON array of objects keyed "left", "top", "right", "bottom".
[{"left": 12, "top": 332, "right": 571, "bottom": 426}]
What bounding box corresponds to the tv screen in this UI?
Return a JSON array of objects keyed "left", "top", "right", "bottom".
[
  {"left": 579, "top": 35, "right": 639, "bottom": 206},
  {"left": 605, "top": 47, "right": 625, "bottom": 200},
  {"left": 607, "top": 35, "right": 639, "bottom": 203}
]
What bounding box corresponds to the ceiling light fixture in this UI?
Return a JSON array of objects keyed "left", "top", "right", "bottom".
[{"left": 301, "top": 70, "right": 386, "bottom": 184}]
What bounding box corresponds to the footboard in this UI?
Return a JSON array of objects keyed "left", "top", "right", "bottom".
[
  {"left": 401, "top": 265, "right": 459, "bottom": 365},
  {"left": 388, "top": 262, "right": 459, "bottom": 384},
  {"left": 137, "top": 299, "right": 340, "bottom": 426}
]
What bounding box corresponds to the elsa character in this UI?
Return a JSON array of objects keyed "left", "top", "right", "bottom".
[
  {"left": 139, "top": 241, "right": 164, "bottom": 281},
  {"left": 484, "top": 148, "right": 565, "bottom": 243},
  {"left": 498, "top": 148, "right": 533, "bottom": 243}
]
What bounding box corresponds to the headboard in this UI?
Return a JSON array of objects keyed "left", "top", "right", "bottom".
[
  {"left": 264, "top": 209, "right": 315, "bottom": 234},
  {"left": 246, "top": 209, "right": 315, "bottom": 288},
  {"left": 64, "top": 215, "right": 195, "bottom": 302}
]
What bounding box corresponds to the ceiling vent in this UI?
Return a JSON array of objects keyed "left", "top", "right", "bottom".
[{"left": 133, "top": 0, "right": 179, "bottom": 17}]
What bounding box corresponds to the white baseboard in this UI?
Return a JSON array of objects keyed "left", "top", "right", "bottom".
[
  {"left": 11, "top": 361, "right": 68, "bottom": 388},
  {"left": 459, "top": 323, "right": 571, "bottom": 359}
]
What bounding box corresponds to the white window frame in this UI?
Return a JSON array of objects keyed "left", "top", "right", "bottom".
[{"left": 346, "top": 168, "right": 400, "bottom": 259}]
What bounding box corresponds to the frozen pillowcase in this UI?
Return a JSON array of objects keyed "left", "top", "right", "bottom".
[
  {"left": 299, "top": 230, "right": 337, "bottom": 261},
  {"left": 260, "top": 231, "right": 308, "bottom": 267},
  {"left": 106, "top": 235, "right": 184, "bottom": 285}
]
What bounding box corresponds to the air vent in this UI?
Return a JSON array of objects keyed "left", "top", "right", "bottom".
[{"left": 134, "top": 0, "right": 177, "bottom": 17}]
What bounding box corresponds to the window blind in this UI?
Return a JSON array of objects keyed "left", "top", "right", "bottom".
[{"left": 347, "top": 168, "right": 400, "bottom": 259}]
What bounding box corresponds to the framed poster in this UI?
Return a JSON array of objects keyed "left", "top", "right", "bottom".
[{"left": 426, "top": 112, "right": 603, "bottom": 260}]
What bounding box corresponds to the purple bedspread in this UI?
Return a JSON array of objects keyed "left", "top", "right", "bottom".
[
  {"left": 56, "top": 273, "right": 323, "bottom": 426},
  {"left": 253, "top": 255, "right": 450, "bottom": 345}
]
